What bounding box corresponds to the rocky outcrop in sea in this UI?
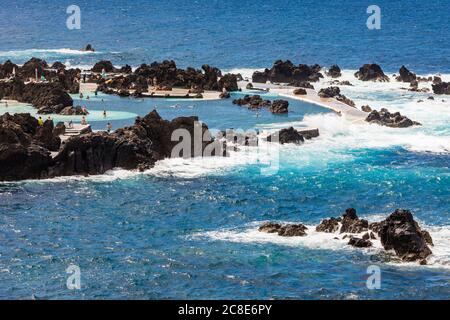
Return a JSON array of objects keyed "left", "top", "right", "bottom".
[
  {"left": 252, "top": 60, "right": 323, "bottom": 83},
  {"left": 396, "top": 66, "right": 417, "bottom": 82},
  {"left": 266, "top": 127, "right": 320, "bottom": 144},
  {"left": 354, "top": 64, "right": 389, "bottom": 82},
  {"left": 326, "top": 65, "right": 342, "bottom": 78},
  {"left": 432, "top": 82, "right": 450, "bottom": 94},
  {"left": 260, "top": 208, "right": 434, "bottom": 264},
  {"left": 365, "top": 108, "right": 421, "bottom": 128},
  {"left": 318, "top": 86, "right": 356, "bottom": 107},
  {"left": 232, "top": 95, "right": 271, "bottom": 109}
]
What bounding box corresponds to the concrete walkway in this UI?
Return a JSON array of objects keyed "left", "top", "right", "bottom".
[
  {"left": 79, "top": 82, "right": 98, "bottom": 95},
  {"left": 238, "top": 81, "right": 368, "bottom": 123}
]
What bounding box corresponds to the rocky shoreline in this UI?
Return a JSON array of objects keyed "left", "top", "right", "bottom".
[
  {"left": 0, "top": 110, "right": 216, "bottom": 181},
  {"left": 0, "top": 57, "right": 445, "bottom": 182}
]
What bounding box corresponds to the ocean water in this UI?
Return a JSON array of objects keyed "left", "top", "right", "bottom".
[{"left": 0, "top": 0, "right": 449, "bottom": 300}]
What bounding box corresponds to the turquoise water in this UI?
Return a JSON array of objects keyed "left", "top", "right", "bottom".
[{"left": 0, "top": 0, "right": 449, "bottom": 300}]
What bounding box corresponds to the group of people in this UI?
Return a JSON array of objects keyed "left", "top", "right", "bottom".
[{"left": 37, "top": 116, "right": 53, "bottom": 126}]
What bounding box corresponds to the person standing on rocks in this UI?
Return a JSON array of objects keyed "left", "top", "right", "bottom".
[{"left": 106, "top": 122, "right": 112, "bottom": 134}]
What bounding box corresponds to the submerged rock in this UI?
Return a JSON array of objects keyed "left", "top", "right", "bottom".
[
  {"left": 354, "top": 64, "right": 389, "bottom": 82},
  {"left": 365, "top": 108, "right": 421, "bottom": 128}
]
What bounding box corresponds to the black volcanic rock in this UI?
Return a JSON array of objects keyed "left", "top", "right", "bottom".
[
  {"left": 0, "top": 110, "right": 216, "bottom": 181},
  {"left": 432, "top": 82, "right": 450, "bottom": 94},
  {"left": 361, "top": 105, "right": 372, "bottom": 112},
  {"left": 252, "top": 70, "right": 269, "bottom": 83},
  {"left": 293, "top": 88, "right": 307, "bottom": 95},
  {"left": 396, "top": 66, "right": 417, "bottom": 83},
  {"left": 259, "top": 222, "right": 308, "bottom": 237},
  {"left": 232, "top": 95, "right": 271, "bottom": 109},
  {"left": 19, "top": 58, "right": 48, "bottom": 79},
  {"left": 0, "top": 60, "right": 19, "bottom": 78},
  {"left": 58, "top": 106, "right": 89, "bottom": 115},
  {"left": 120, "top": 64, "right": 133, "bottom": 74},
  {"left": 316, "top": 217, "right": 341, "bottom": 233},
  {"left": 0, "top": 113, "right": 54, "bottom": 180},
  {"left": 82, "top": 44, "right": 95, "bottom": 52},
  {"left": 366, "top": 108, "right": 421, "bottom": 128},
  {"left": 92, "top": 60, "right": 115, "bottom": 73},
  {"left": 318, "top": 86, "right": 341, "bottom": 98},
  {"left": 218, "top": 73, "right": 239, "bottom": 92},
  {"left": 340, "top": 208, "right": 369, "bottom": 234},
  {"left": 269, "top": 99, "right": 289, "bottom": 114},
  {"left": 318, "top": 86, "right": 355, "bottom": 107},
  {"left": 259, "top": 222, "right": 282, "bottom": 233},
  {"left": 355, "top": 64, "right": 389, "bottom": 82},
  {"left": 326, "top": 65, "right": 342, "bottom": 78},
  {"left": 0, "top": 78, "right": 73, "bottom": 110},
  {"left": 252, "top": 60, "right": 323, "bottom": 84},
  {"left": 289, "top": 80, "right": 314, "bottom": 89},
  {"left": 278, "top": 224, "right": 308, "bottom": 237},
  {"left": 316, "top": 208, "right": 368, "bottom": 234},
  {"left": 97, "top": 60, "right": 238, "bottom": 94},
  {"left": 378, "top": 209, "right": 433, "bottom": 262},
  {"left": 348, "top": 236, "right": 372, "bottom": 248},
  {"left": 51, "top": 61, "right": 66, "bottom": 70},
  {"left": 267, "top": 127, "right": 304, "bottom": 145}
]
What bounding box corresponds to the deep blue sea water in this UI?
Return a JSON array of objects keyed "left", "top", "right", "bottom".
[{"left": 0, "top": 0, "right": 449, "bottom": 299}]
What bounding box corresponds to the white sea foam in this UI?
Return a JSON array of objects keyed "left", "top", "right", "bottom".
[
  {"left": 1, "top": 168, "right": 142, "bottom": 185},
  {"left": 0, "top": 48, "right": 100, "bottom": 58},
  {"left": 192, "top": 220, "right": 450, "bottom": 270}
]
